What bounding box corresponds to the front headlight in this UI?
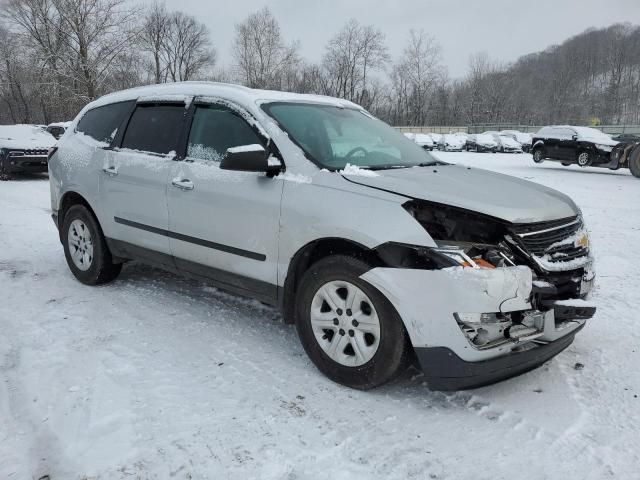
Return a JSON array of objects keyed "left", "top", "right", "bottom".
[
  {"left": 432, "top": 242, "right": 515, "bottom": 268},
  {"left": 596, "top": 144, "right": 613, "bottom": 152}
]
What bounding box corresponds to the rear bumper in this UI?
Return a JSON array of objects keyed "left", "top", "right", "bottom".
[{"left": 416, "top": 323, "right": 583, "bottom": 390}]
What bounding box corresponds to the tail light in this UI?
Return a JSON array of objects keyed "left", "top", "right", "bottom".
[{"left": 47, "top": 146, "right": 58, "bottom": 161}]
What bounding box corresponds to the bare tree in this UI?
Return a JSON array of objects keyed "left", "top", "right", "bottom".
[
  {"left": 322, "top": 19, "right": 389, "bottom": 107},
  {"left": 4, "top": 0, "right": 140, "bottom": 101},
  {"left": 138, "top": 1, "right": 169, "bottom": 84},
  {"left": 390, "top": 30, "right": 445, "bottom": 125},
  {"left": 232, "top": 7, "right": 299, "bottom": 89},
  {"left": 160, "top": 11, "right": 215, "bottom": 82}
]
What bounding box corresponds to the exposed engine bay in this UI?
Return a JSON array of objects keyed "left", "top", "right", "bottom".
[{"left": 375, "top": 200, "right": 596, "bottom": 350}]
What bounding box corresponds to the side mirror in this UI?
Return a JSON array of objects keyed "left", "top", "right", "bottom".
[
  {"left": 220, "top": 144, "right": 281, "bottom": 174},
  {"left": 572, "top": 134, "right": 578, "bottom": 141}
]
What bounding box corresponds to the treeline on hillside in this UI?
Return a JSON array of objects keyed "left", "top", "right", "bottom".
[{"left": 1, "top": 1, "right": 639, "bottom": 127}]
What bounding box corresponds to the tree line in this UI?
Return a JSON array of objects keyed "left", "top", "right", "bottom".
[{"left": 1, "top": 1, "right": 639, "bottom": 127}]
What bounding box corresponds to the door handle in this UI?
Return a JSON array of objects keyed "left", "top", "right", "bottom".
[
  {"left": 102, "top": 165, "right": 118, "bottom": 176},
  {"left": 172, "top": 178, "right": 194, "bottom": 191}
]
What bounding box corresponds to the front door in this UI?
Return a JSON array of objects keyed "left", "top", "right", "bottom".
[
  {"left": 101, "top": 102, "right": 188, "bottom": 260},
  {"left": 167, "top": 102, "right": 283, "bottom": 301}
]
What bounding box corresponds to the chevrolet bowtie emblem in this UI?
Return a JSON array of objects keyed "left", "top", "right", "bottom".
[{"left": 575, "top": 232, "right": 589, "bottom": 249}]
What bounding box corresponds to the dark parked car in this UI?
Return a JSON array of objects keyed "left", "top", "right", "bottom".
[
  {"left": 532, "top": 126, "right": 640, "bottom": 177},
  {"left": 0, "top": 124, "right": 57, "bottom": 178}
]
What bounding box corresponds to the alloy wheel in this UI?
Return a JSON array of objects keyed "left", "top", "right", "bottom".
[
  {"left": 67, "top": 219, "right": 94, "bottom": 271},
  {"left": 577, "top": 152, "right": 590, "bottom": 167},
  {"left": 310, "top": 280, "right": 381, "bottom": 367}
]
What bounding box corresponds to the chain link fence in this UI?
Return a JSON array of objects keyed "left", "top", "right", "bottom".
[{"left": 396, "top": 124, "right": 640, "bottom": 136}]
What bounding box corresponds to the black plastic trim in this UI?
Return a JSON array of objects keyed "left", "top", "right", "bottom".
[
  {"left": 113, "top": 217, "right": 266, "bottom": 261},
  {"left": 415, "top": 323, "right": 583, "bottom": 391},
  {"left": 106, "top": 238, "right": 277, "bottom": 305}
]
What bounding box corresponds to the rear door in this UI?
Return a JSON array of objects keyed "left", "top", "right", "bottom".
[
  {"left": 166, "top": 101, "right": 283, "bottom": 302},
  {"left": 101, "top": 101, "right": 189, "bottom": 261}
]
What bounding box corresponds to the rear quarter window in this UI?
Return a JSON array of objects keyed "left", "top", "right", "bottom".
[{"left": 76, "top": 101, "right": 134, "bottom": 144}]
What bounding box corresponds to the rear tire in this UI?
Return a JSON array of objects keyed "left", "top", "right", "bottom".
[
  {"left": 295, "top": 255, "right": 407, "bottom": 390},
  {"left": 61, "top": 204, "right": 122, "bottom": 285},
  {"left": 630, "top": 145, "right": 640, "bottom": 178}
]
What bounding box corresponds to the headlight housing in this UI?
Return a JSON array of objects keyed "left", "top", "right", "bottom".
[
  {"left": 595, "top": 144, "right": 614, "bottom": 152},
  {"left": 402, "top": 200, "right": 516, "bottom": 269}
]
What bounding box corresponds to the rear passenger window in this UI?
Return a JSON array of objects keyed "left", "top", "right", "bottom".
[
  {"left": 121, "top": 104, "right": 185, "bottom": 154},
  {"left": 76, "top": 101, "right": 133, "bottom": 143},
  {"left": 187, "top": 105, "right": 264, "bottom": 162}
]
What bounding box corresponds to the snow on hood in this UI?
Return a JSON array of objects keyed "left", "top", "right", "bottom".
[
  {"left": 442, "top": 134, "right": 465, "bottom": 147},
  {"left": 343, "top": 164, "right": 579, "bottom": 223},
  {"left": 573, "top": 127, "right": 618, "bottom": 146},
  {"left": 475, "top": 134, "right": 497, "bottom": 146},
  {"left": 499, "top": 136, "right": 521, "bottom": 148},
  {"left": 0, "top": 125, "right": 57, "bottom": 150}
]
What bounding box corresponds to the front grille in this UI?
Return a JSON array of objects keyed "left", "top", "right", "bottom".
[
  {"left": 511, "top": 216, "right": 589, "bottom": 264},
  {"left": 9, "top": 149, "right": 48, "bottom": 157}
]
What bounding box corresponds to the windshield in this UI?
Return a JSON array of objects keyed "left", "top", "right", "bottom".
[{"left": 262, "top": 102, "right": 441, "bottom": 170}]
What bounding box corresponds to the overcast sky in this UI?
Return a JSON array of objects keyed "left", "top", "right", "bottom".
[{"left": 164, "top": 0, "right": 640, "bottom": 78}]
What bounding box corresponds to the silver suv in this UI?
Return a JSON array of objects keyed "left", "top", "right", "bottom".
[{"left": 49, "top": 82, "right": 595, "bottom": 390}]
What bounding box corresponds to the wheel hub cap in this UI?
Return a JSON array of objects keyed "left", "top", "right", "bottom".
[
  {"left": 310, "top": 280, "right": 381, "bottom": 367},
  {"left": 67, "top": 219, "right": 93, "bottom": 271},
  {"left": 578, "top": 153, "right": 589, "bottom": 166}
]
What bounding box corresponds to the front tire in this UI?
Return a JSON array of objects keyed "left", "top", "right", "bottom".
[
  {"left": 295, "top": 255, "right": 407, "bottom": 390},
  {"left": 577, "top": 151, "right": 592, "bottom": 167},
  {"left": 630, "top": 145, "right": 640, "bottom": 178},
  {"left": 532, "top": 147, "right": 544, "bottom": 163},
  {"left": 61, "top": 204, "right": 122, "bottom": 285}
]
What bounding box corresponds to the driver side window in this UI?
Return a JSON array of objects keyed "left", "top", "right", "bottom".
[{"left": 187, "top": 105, "right": 265, "bottom": 162}]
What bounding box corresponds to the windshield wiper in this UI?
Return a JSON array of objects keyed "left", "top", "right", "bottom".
[
  {"left": 365, "top": 165, "right": 412, "bottom": 171},
  {"left": 416, "top": 161, "right": 447, "bottom": 167}
]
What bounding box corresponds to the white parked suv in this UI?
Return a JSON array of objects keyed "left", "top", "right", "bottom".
[{"left": 49, "top": 82, "right": 596, "bottom": 390}]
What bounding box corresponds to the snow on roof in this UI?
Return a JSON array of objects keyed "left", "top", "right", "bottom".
[
  {"left": 572, "top": 126, "right": 617, "bottom": 145},
  {"left": 86, "top": 82, "right": 362, "bottom": 113},
  {"left": 0, "top": 124, "right": 57, "bottom": 149},
  {"left": 47, "top": 121, "right": 72, "bottom": 128}
]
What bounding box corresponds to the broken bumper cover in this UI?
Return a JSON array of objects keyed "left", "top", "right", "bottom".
[
  {"left": 414, "top": 323, "right": 583, "bottom": 390},
  {"left": 361, "top": 266, "right": 591, "bottom": 390}
]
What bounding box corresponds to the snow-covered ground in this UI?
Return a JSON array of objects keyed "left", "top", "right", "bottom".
[{"left": 1, "top": 152, "right": 639, "bottom": 479}]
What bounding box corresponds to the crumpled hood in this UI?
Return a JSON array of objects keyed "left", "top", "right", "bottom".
[{"left": 342, "top": 164, "right": 579, "bottom": 223}]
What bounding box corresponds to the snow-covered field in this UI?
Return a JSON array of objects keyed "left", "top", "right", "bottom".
[{"left": 1, "top": 152, "right": 639, "bottom": 479}]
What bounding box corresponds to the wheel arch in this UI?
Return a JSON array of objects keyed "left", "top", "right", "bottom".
[
  {"left": 280, "top": 238, "right": 383, "bottom": 324},
  {"left": 57, "top": 191, "right": 100, "bottom": 239}
]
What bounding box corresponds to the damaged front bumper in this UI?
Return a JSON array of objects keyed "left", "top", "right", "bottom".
[{"left": 361, "top": 265, "right": 593, "bottom": 390}]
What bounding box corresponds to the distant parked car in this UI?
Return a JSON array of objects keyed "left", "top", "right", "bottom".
[
  {"left": 414, "top": 133, "right": 434, "bottom": 150},
  {"left": 438, "top": 134, "right": 465, "bottom": 152},
  {"left": 46, "top": 121, "right": 72, "bottom": 140},
  {"left": 489, "top": 133, "right": 523, "bottom": 153},
  {"left": 428, "top": 132, "right": 443, "bottom": 146},
  {"left": 531, "top": 125, "right": 622, "bottom": 168},
  {"left": 465, "top": 133, "right": 498, "bottom": 152},
  {"left": 500, "top": 130, "right": 533, "bottom": 152},
  {"left": 0, "top": 124, "right": 57, "bottom": 178},
  {"left": 453, "top": 132, "right": 469, "bottom": 143}
]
